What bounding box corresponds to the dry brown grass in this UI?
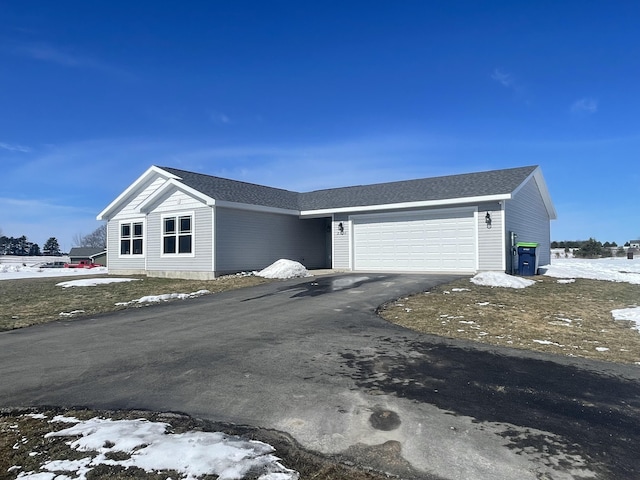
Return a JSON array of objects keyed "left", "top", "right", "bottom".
[
  {"left": 379, "top": 276, "right": 640, "bottom": 364},
  {"left": 0, "top": 274, "right": 268, "bottom": 331},
  {"left": 0, "top": 407, "right": 391, "bottom": 480}
]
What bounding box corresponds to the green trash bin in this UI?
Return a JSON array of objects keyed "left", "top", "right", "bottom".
[{"left": 517, "top": 242, "right": 539, "bottom": 276}]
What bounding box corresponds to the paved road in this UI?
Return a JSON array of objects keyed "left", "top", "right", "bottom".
[{"left": 1, "top": 273, "right": 639, "bottom": 479}]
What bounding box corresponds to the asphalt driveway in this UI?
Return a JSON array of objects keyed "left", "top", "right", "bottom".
[{"left": 1, "top": 273, "right": 639, "bottom": 479}]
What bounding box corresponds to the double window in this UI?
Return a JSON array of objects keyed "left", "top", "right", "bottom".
[
  {"left": 120, "top": 221, "right": 144, "bottom": 255},
  {"left": 163, "top": 215, "right": 193, "bottom": 254}
]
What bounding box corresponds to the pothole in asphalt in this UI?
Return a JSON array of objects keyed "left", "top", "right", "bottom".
[{"left": 369, "top": 408, "right": 401, "bottom": 431}]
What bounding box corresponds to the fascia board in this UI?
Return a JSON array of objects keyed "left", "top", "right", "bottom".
[
  {"left": 96, "top": 166, "right": 179, "bottom": 220},
  {"left": 511, "top": 167, "right": 557, "bottom": 220},
  {"left": 299, "top": 194, "right": 511, "bottom": 217},
  {"left": 214, "top": 199, "right": 300, "bottom": 216},
  {"left": 137, "top": 178, "right": 215, "bottom": 213}
]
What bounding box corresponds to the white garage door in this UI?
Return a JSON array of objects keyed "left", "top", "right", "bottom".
[{"left": 352, "top": 209, "right": 477, "bottom": 272}]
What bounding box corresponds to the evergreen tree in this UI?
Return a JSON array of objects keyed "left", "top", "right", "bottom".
[
  {"left": 574, "top": 238, "right": 604, "bottom": 258},
  {"left": 43, "top": 237, "right": 61, "bottom": 256}
]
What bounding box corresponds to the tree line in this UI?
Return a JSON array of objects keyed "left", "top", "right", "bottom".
[
  {"left": 0, "top": 225, "right": 106, "bottom": 256},
  {"left": 552, "top": 238, "right": 632, "bottom": 258}
]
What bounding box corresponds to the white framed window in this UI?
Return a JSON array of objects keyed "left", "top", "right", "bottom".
[
  {"left": 120, "top": 220, "right": 144, "bottom": 256},
  {"left": 162, "top": 213, "right": 194, "bottom": 255}
]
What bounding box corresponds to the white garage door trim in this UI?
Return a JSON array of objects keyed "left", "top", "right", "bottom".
[{"left": 350, "top": 207, "right": 477, "bottom": 273}]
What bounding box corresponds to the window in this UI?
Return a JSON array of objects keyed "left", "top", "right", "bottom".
[
  {"left": 163, "top": 214, "right": 193, "bottom": 254},
  {"left": 120, "top": 221, "right": 144, "bottom": 255}
]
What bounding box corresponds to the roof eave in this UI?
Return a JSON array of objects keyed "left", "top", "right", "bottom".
[{"left": 300, "top": 193, "right": 512, "bottom": 217}]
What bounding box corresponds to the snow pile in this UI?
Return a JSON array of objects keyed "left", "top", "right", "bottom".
[
  {"left": 543, "top": 257, "right": 640, "bottom": 284},
  {"left": 471, "top": 271, "right": 536, "bottom": 289},
  {"left": 16, "top": 415, "right": 298, "bottom": 480},
  {"left": 116, "top": 290, "right": 210, "bottom": 306},
  {"left": 57, "top": 278, "right": 139, "bottom": 288},
  {"left": 611, "top": 307, "right": 640, "bottom": 332},
  {"left": 256, "top": 259, "right": 311, "bottom": 279}
]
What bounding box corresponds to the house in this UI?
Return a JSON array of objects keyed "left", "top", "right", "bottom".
[
  {"left": 68, "top": 247, "right": 107, "bottom": 266},
  {"left": 97, "top": 165, "right": 556, "bottom": 279},
  {"left": 629, "top": 240, "right": 640, "bottom": 249}
]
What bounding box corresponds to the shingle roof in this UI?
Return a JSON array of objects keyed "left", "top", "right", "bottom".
[
  {"left": 299, "top": 165, "right": 538, "bottom": 210},
  {"left": 159, "top": 165, "right": 538, "bottom": 211},
  {"left": 161, "top": 167, "right": 300, "bottom": 210},
  {"left": 69, "top": 247, "right": 106, "bottom": 257}
]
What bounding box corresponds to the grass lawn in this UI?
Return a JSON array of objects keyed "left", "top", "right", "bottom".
[
  {"left": 0, "top": 274, "right": 269, "bottom": 331},
  {"left": 379, "top": 275, "right": 640, "bottom": 364}
]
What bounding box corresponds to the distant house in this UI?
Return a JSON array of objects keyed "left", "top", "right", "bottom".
[
  {"left": 68, "top": 247, "right": 107, "bottom": 266},
  {"left": 97, "top": 165, "right": 556, "bottom": 279},
  {"left": 629, "top": 240, "right": 640, "bottom": 249}
]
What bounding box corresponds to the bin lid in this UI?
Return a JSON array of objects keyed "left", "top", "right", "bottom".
[{"left": 516, "top": 242, "right": 539, "bottom": 248}]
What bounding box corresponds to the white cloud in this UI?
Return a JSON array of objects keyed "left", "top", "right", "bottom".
[
  {"left": 571, "top": 97, "right": 598, "bottom": 114},
  {"left": 10, "top": 42, "right": 135, "bottom": 80},
  {"left": 209, "top": 111, "right": 232, "bottom": 125},
  {"left": 491, "top": 68, "right": 515, "bottom": 88},
  {"left": 0, "top": 142, "right": 31, "bottom": 153}
]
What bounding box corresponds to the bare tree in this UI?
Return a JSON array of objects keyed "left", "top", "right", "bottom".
[{"left": 74, "top": 224, "right": 107, "bottom": 248}]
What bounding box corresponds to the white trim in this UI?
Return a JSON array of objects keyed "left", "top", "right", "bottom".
[
  {"left": 511, "top": 167, "right": 557, "bottom": 220},
  {"left": 300, "top": 194, "right": 511, "bottom": 217},
  {"left": 160, "top": 211, "right": 196, "bottom": 258},
  {"left": 137, "top": 178, "right": 215, "bottom": 213},
  {"left": 473, "top": 209, "right": 479, "bottom": 271},
  {"left": 330, "top": 213, "right": 335, "bottom": 269},
  {"left": 500, "top": 201, "right": 507, "bottom": 271},
  {"left": 211, "top": 207, "right": 216, "bottom": 273},
  {"left": 97, "top": 166, "right": 178, "bottom": 220},
  {"left": 117, "top": 218, "right": 146, "bottom": 259},
  {"left": 214, "top": 200, "right": 300, "bottom": 216}
]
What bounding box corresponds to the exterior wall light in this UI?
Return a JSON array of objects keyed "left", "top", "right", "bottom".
[
  {"left": 485, "top": 212, "right": 492, "bottom": 229},
  {"left": 338, "top": 222, "right": 344, "bottom": 235}
]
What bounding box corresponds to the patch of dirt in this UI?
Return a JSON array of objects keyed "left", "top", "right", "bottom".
[{"left": 378, "top": 276, "right": 640, "bottom": 364}]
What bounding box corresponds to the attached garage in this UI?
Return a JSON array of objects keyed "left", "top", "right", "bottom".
[{"left": 351, "top": 208, "right": 477, "bottom": 272}]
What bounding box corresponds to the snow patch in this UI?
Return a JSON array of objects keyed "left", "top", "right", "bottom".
[
  {"left": 57, "top": 278, "right": 139, "bottom": 288},
  {"left": 611, "top": 307, "right": 640, "bottom": 332},
  {"left": 25, "top": 416, "right": 299, "bottom": 480},
  {"left": 256, "top": 259, "right": 311, "bottom": 279},
  {"left": 471, "top": 272, "right": 535, "bottom": 289},
  {"left": 116, "top": 290, "right": 210, "bottom": 306}
]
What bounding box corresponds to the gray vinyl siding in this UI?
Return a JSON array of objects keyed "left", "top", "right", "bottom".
[
  {"left": 477, "top": 202, "right": 504, "bottom": 271},
  {"left": 215, "top": 207, "right": 326, "bottom": 273},
  {"left": 146, "top": 206, "right": 213, "bottom": 272},
  {"left": 505, "top": 176, "right": 551, "bottom": 271},
  {"left": 106, "top": 219, "right": 146, "bottom": 272},
  {"left": 332, "top": 214, "right": 350, "bottom": 269}
]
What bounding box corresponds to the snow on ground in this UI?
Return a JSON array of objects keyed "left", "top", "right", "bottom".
[
  {"left": 611, "top": 307, "right": 640, "bottom": 332},
  {"left": 471, "top": 271, "right": 536, "bottom": 289},
  {"left": 115, "top": 290, "right": 210, "bottom": 306},
  {"left": 0, "top": 264, "right": 108, "bottom": 281},
  {"left": 256, "top": 259, "right": 311, "bottom": 279},
  {"left": 14, "top": 414, "right": 298, "bottom": 480},
  {"left": 56, "top": 278, "right": 139, "bottom": 288},
  {"left": 543, "top": 257, "right": 640, "bottom": 284}
]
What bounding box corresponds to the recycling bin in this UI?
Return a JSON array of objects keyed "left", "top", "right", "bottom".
[{"left": 517, "top": 242, "right": 539, "bottom": 276}]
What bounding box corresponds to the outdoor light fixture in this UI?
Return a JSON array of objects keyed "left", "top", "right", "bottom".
[
  {"left": 338, "top": 222, "right": 344, "bottom": 235},
  {"left": 485, "top": 211, "right": 492, "bottom": 228}
]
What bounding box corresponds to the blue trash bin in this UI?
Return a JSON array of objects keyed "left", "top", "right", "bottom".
[{"left": 517, "top": 242, "right": 539, "bottom": 276}]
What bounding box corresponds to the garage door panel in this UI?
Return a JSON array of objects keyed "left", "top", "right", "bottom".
[{"left": 353, "top": 210, "right": 477, "bottom": 272}]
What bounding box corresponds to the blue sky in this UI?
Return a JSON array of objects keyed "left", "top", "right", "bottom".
[{"left": 1, "top": 1, "right": 639, "bottom": 250}]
